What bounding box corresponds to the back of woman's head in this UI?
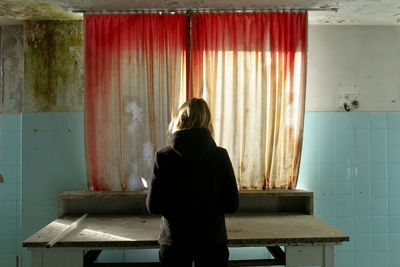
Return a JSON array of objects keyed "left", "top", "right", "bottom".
[{"left": 168, "top": 98, "right": 213, "bottom": 134}]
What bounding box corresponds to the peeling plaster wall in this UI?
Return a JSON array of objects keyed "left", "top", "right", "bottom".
[
  {"left": 306, "top": 25, "right": 400, "bottom": 111},
  {"left": 0, "top": 25, "right": 24, "bottom": 114},
  {"left": 0, "top": 0, "right": 81, "bottom": 20},
  {"left": 0, "top": 25, "right": 24, "bottom": 267},
  {"left": 24, "top": 20, "right": 83, "bottom": 112}
]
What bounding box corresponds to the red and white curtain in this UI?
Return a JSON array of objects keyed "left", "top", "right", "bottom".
[
  {"left": 190, "top": 13, "right": 307, "bottom": 189},
  {"left": 84, "top": 12, "right": 307, "bottom": 191},
  {"left": 85, "top": 14, "right": 187, "bottom": 191}
]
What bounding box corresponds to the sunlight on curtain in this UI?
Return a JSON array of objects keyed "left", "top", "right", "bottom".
[
  {"left": 190, "top": 13, "right": 307, "bottom": 189},
  {"left": 85, "top": 14, "right": 187, "bottom": 191}
]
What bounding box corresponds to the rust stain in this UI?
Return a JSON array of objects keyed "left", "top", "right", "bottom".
[
  {"left": 240, "top": 162, "right": 246, "bottom": 173},
  {"left": 0, "top": 174, "right": 4, "bottom": 183}
]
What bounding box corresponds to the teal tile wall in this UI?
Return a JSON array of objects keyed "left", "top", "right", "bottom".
[
  {"left": 0, "top": 114, "right": 22, "bottom": 267},
  {"left": 21, "top": 113, "right": 86, "bottom": 267},
  {"left": 298, "top": 112, "right": 400, "bottom": 267},
  {"left": 2, "top": 111, "right": 400, "bottom": 267}
]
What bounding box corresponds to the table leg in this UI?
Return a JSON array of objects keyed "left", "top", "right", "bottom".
[
  {"left": 323, "top": 245, "right": 334, "bottom": 267},
  {"left": 31, "top": 249, "right": 42, "bottom": 267},
  {"left": 30, "top": 248, "right": 84, "bottom": 267},
  {"left": 285, "top": 245, "right": 334, "bottom": 267}
]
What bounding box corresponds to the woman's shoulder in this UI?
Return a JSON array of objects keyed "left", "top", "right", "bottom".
[
  {"left": 214, "top": 146, "right": 226, "bottom": 153},
  {"left": 214, "top": 146, "right": 230, "bottom": 158},
  {"left": 153, "top": 145, "right": 176, "bottom": 165},
  {"left": 156, "top": 145, "right": 174, "bottom": 156}
]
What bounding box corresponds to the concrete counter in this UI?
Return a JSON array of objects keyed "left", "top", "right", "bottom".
[
  {"left": 24, "top": 190, "right": 349, "bottom": 267},
  {"left": 58, "top": 190, "right": 313, "bottom": 217},
  {"left": 23, "top": 213, "right": 348, "bottom": 248}
]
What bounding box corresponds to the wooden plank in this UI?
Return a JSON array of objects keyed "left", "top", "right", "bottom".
[{"left": 47, "top": 214, "right": 88, "bottom": 248}]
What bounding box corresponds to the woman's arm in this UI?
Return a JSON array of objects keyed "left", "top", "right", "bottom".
[
  {"left": 222, "top": 149, "right": 239, "bottom": 213},
  {"left": 146, "top": 152, "right": 165, "bottom": 215}
]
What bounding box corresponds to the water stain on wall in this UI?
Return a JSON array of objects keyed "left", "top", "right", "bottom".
[
  {"left": 0, "top": 25, "right": 24, "bottom": 114},
  {"left": 0, "top": 0, "right": 81, "bottom": 20},
  {"left": 24, "top": 20, "right": 83, "bottom": 112}
]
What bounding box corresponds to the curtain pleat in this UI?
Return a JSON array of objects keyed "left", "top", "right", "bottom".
[
  {"left": 85, "top": 14, "right": 187, "bottom": 191},
  {"left": 84, "top": 12, "right": 307, "bottom": 191},
  {"left": 190, "top": 13, "right": 307, "bottom": 189}
]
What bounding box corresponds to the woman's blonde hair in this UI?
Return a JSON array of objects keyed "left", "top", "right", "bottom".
[{"left": 168, "top": 98, "right": 213, "bottom": 134}]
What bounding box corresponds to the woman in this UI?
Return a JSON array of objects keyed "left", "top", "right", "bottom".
[{"left": 146, "top": 98, "right": 239, "bottom": 267}]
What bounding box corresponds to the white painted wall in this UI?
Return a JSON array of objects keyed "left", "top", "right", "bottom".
[{"left": 306, "top": 25, "right": 400, "bottom": 111}]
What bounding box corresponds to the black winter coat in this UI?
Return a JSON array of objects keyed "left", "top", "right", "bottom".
[{"left": 146, "top": 128, "right": 239, "bottom": 246}]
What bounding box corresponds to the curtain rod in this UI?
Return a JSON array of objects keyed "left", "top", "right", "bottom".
[{"left": 73, "top": 7, "right": 338, "bottom": 14}]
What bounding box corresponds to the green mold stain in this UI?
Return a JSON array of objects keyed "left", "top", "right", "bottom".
[
  {"left": 0, "top": 0, "right": 82, "bottom": 20},
  {"left": 25, "top": 20, "right": 83, "bottom": 112}
]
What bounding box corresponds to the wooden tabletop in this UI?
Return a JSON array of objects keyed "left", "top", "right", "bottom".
[{"left": 23, "top": 213, "right": 349, "bottom": 248}]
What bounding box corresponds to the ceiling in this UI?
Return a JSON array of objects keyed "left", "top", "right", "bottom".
[{"left": 0, "top": 0, "right": 400, "bottom": 25}]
